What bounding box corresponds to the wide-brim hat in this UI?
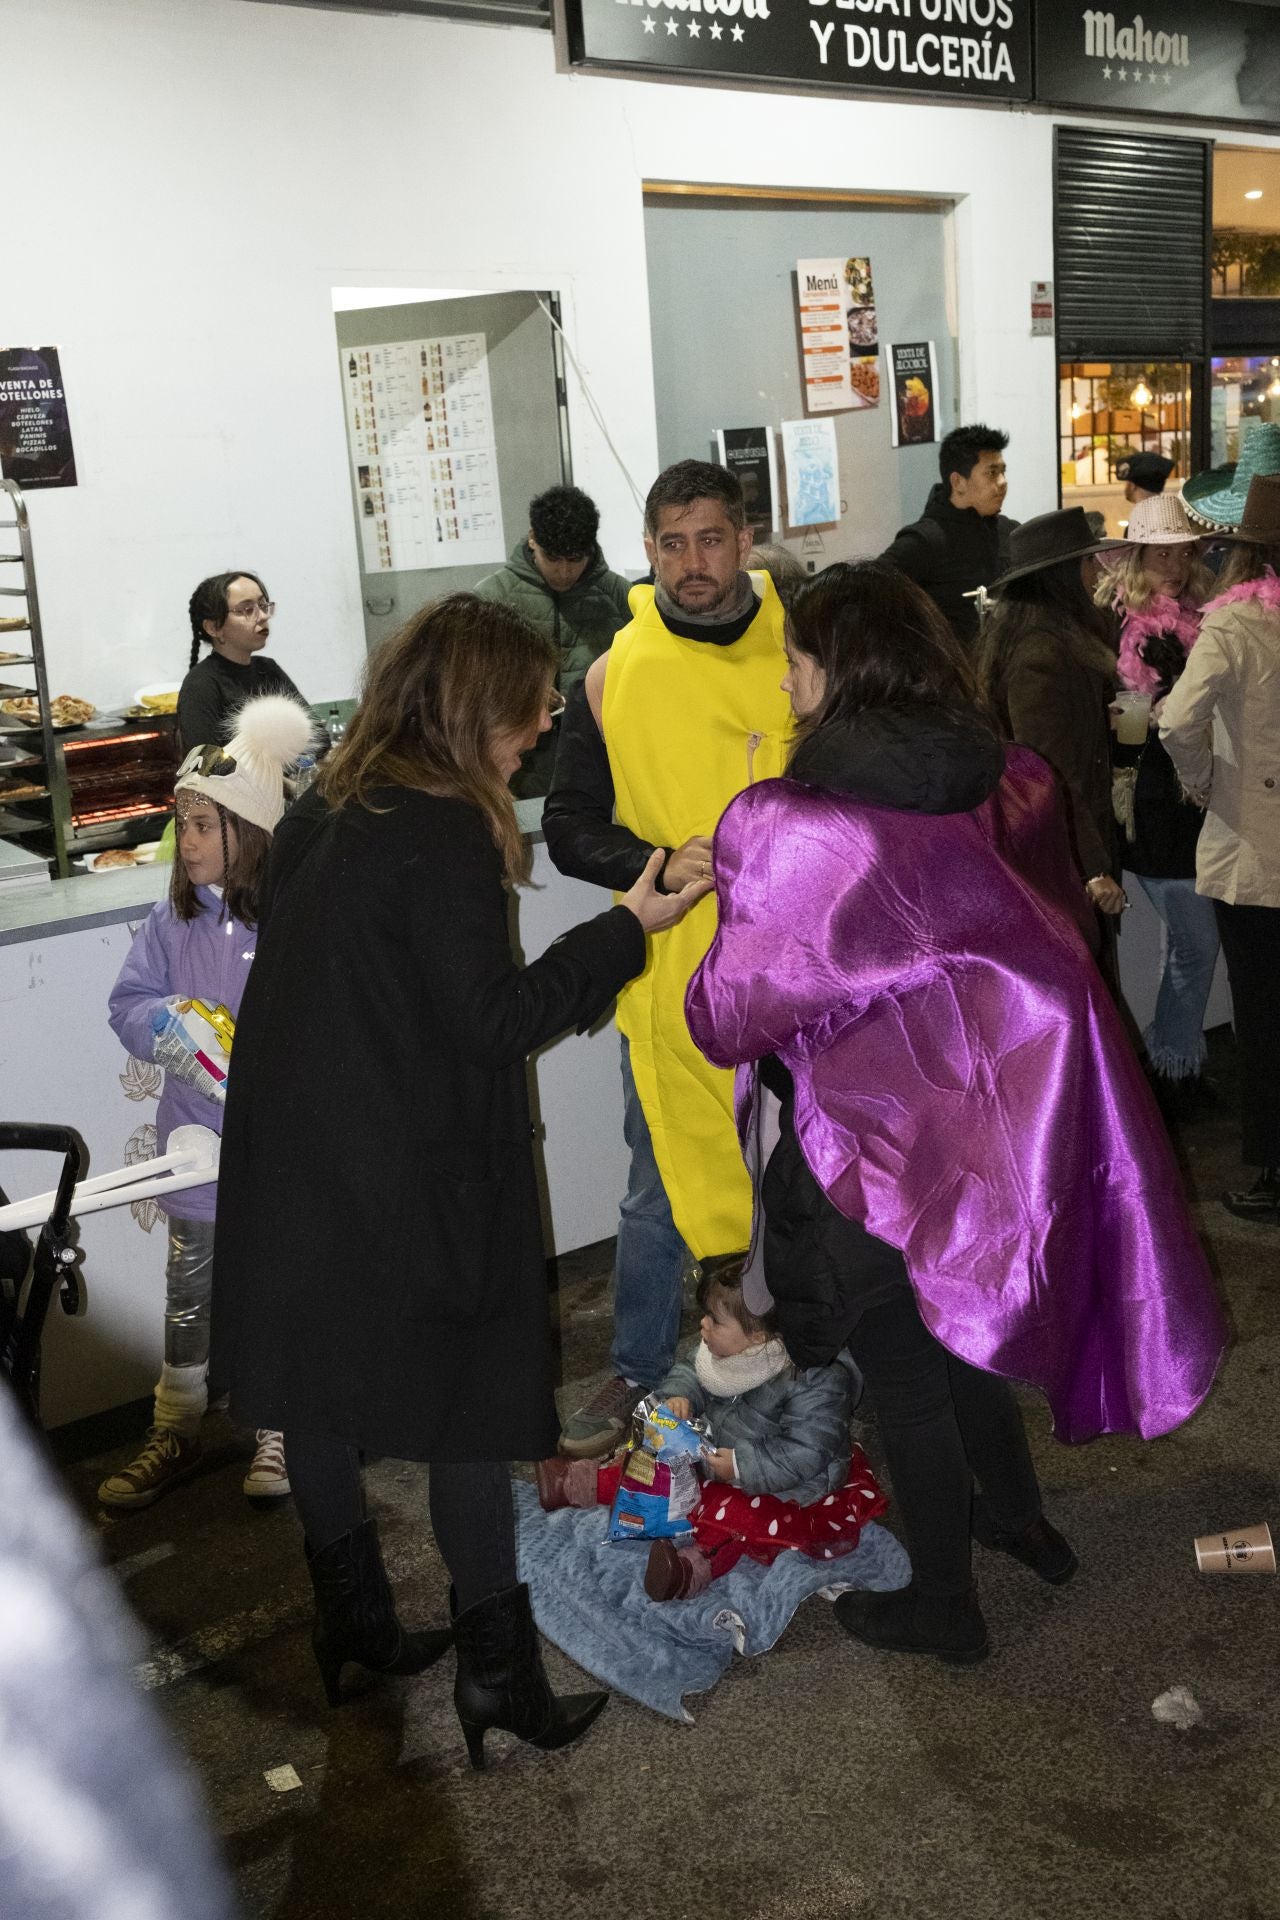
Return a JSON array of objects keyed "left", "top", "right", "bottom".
[
  {"left": 1122, "top": 493, "right": 1203, "bottom": 547},
  {"left": 1184, "top": 421, "right": 1280, "bottom": 529},
  {"left": 1212, "top": 472, "right": 1280, "bottom": 547},
  {"left": 989, "top": 507, "right": 1125, "bottom": 592}
]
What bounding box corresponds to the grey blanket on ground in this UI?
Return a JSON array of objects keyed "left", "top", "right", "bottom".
[{"left": 513, "top": 1479, "right": 911, "bottom": 1724}]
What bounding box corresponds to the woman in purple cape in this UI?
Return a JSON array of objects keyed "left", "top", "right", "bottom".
[{"left": 686, "top": 564, "right": 1227, "bottom": 1665}]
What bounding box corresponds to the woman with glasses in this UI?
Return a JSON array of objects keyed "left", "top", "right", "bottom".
[{"left": 177, "top": 572, "right": 309, "bottom": 755}]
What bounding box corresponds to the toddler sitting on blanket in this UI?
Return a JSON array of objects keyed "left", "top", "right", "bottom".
[{"left": 537, "top": 1256, "right": 885, "bottom": 1600}]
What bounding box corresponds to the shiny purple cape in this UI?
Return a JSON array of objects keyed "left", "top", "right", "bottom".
[{"left": 686, "top": 748, "right": 1227, "bottom": 1443}]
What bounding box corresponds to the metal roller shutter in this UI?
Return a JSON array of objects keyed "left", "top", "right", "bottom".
[{"left": 1054, "top": 125, "right": 1210, "bottom": 360}]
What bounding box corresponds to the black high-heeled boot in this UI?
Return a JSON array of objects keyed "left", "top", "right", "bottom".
[
  {"left": 306, "top": 1518, "right": 453, "bottom": 1707},
  {"left": 452, "top": 1582, "right": 608, "bottom": 1771}
]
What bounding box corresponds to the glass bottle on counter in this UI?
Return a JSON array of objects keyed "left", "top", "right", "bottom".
[{"left": 325, "top": 706, "right": 345, "bottom": 750}]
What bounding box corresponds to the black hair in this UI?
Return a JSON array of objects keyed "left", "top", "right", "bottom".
[
  {"left": 170, "top": 797, "right": 270, "bottom": 928},
  {"left": 939, "top": 424, "right": 1009, "bottom": 488},
  {"left": 786, "top": 561, "right": 990, "bottom": 746},
  {"left": 528, "top": 486, "right": 600, "bottom": 560},
  {"left": 696, "top": 1254, "right": 778, "bottom": 1339},
  {"left": 644, "top": 459, "right": 745, "bottom": 539},
  {"left": 187, "top": 571, "right": 268, "bottom": 671}
]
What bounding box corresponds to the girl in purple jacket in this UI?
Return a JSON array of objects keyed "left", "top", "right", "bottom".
[{"left": 99, "top": 695, "right": 312, "bottom": 1512}]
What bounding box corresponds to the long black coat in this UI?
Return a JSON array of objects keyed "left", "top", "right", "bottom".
[{"left": 209, "top": 785, "right": 644, "bottom": 1461}]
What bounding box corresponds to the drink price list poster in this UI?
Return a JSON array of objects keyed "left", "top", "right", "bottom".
[{"left": 341, "top": 332, "right": 507, "bottom": 574}]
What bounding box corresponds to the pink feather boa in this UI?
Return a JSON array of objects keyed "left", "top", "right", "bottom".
[
  {"left": 1115, "top": 590, "right": 1202, "bottom": 695},
  {"left": 1202, "top": 568, "right": 1280, "bottom": 620}
]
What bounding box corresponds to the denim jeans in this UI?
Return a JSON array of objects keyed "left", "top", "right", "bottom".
[
  {"left": 611, "top": 1036, "right": 688, "bottom": 1389},
  {"left": 1132, "top": 874, "right": 1221, "bottom": 1080}
]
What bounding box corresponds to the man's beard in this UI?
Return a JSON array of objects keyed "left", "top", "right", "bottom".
[{"left": 673, "top": 574, "right": 735, "bottom": 612}]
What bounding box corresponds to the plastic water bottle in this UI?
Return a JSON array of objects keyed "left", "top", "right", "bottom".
[
  {"left": 325, "top": 705, "right": 345, "bottom": 749},
  {"left": 294, "top": 751, "right": 318, "bottom": 794}
]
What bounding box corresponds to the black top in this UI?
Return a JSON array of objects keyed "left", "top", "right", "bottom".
[
  {"left": 880, "top": 484, "right": 1017, "bottom": 645},
  {"left": 176, "top": 651, "right": 306, "bottom": 753}
]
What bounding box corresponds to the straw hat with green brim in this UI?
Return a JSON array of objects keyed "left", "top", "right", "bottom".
[
  {"left": 1183, "top": 422, "right": 1280, "bottom": 529},
  {"left": 1211, "top": 472, "right": 1280, "bottom": 546},
  {"left": 988, "top": 507, "right": 1125, "bottom": 593}
]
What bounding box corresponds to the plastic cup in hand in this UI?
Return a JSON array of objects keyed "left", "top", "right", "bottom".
[
  {"left": 1114, "top": 691, "right": 1153, "bottom": 746},
  {"left": 1193, "top": 1520, "right": 1276, "bottom": 1574}
]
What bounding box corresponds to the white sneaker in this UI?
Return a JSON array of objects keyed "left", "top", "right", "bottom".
[{"left": 243, "top": 1429, "right": 290, "bottom": 1500}]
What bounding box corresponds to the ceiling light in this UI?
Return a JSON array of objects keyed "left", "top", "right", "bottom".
[
  {"left": 1245, "top": 190, "right": 1264, "bottom": 200},
  {"left": 1131, "top": 379, "right": 1153, "bottom": 407},
  {"left": 1070, "top": 400, "right": 1084, "bottom": 419},
  {"left": 1269, "top": 376, "right": 1280, "bottom": 398}
]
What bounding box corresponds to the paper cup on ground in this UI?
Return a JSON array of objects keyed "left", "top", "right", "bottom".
[
  {"left": 1114, "top": 691, "right": 1153, "bottom": 746},
  {"left": 1193, "top": 1521, "right": 1276, "bottom": 1574}
]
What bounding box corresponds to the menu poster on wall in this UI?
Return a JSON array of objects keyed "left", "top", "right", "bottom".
[
  {"left": 341, "top": 333, "right": 506, "bottom": 574},
  {"left": 887, "top": 342, "right": 939, "bottom": 449},
  {"left": 796, "top": 258, "right": 881, "bottom": 416},
  {"left": 0, "top": 347, "right": 77, "bottom": 490},
  {"left": 1036, "top": 0, "right": 1280, "bottom": 131},
  {"left": 781, "top": 418, "right": 839, "bottom": 528},
  {"left": 714, "top": 426, "right": 778, "bottom": 532}
]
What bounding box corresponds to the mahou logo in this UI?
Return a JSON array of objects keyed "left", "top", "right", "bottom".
[{"left": 1082, "top": 10, "right": 1190, "bottom": 68}]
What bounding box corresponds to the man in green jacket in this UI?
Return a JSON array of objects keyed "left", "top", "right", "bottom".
[{"left": 476, "top": 485, "right": 633, "bottom": 795}]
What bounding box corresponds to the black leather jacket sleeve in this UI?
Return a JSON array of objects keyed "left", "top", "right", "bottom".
[{"left": 541, "top": 680, "right": 664, "bottom": 892}]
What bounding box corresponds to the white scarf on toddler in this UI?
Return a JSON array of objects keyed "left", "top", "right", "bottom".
[{"left": 693, "top": 1336, "right": 791, "bottom": 1402}]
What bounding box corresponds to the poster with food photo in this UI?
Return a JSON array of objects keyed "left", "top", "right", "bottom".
[
  {"left": 843, "top": 257, "right": 881, "bottom": 412},
  {"left": 887, "top": 341, "right": 939, "bottom": 447}
]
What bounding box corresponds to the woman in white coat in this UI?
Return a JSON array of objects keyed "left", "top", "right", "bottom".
[{"left": 1160, "top": 473, "right": 1280, "bottom": 1221}]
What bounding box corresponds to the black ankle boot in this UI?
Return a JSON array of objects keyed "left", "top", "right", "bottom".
[
  {"left": 1222, "top": 1168, "right": 1280, "bottom": 1224},
  {"left": 306, "top": 1518, "right": 453, "bottom": 1707},
  {"left": 833, "top": 1583, "right": 989, "bottom": 1665},
  {"left": 452, "top": 1582, "right": 608, "bottom": 1770},
  {"left": 971, "top": 1497, "right": 1078, "bottom": 1585}
]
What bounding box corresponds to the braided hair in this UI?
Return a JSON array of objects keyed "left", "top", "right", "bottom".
[{"left": 187, "top": 572, "right": 268, "bottom": 671}]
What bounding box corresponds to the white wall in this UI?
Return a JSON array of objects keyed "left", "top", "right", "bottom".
[{"left": 8, "top": 0, "right": 1279, "bottom": 713}]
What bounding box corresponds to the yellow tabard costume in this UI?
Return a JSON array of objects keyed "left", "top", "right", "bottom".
[{"left": 602, "top": 571, "right": 792, "bottom": 1259}]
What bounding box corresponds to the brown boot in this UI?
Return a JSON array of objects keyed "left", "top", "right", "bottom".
[
  {"left": 534, "top": 1457, "right": 599, "bottom": 1511},
  {"left": 643, "top": 1539, "right": 713, "bottom": 1603}
]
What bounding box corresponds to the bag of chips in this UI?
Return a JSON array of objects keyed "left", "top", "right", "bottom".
[{"left": 606, "top": 1396, "right": 713, "bottom": 1543}]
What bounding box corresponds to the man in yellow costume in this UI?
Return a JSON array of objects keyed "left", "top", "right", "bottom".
[{"left": 544, "top": 460, "right": 792, "bottom": 1456}]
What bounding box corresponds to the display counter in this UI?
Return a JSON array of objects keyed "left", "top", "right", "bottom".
[{"left": 0, "top": 799, "right": 630, "bottom": 1429}]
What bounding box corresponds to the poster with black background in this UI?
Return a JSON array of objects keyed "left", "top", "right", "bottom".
[
  {"left": 715, "top": 425, "right": 778, "bottom": 530},
  {"left": 563, "top": 0, "right": 1031, "bottom": 102},
  {"left": 888, "top": 342, "right": 938, "bottom": 448},
  {"left": 1036, "top": 0, "right": 1280, "bottom": 130},
  {"left": 0, "top": 348, "right": 77, "bottom": 490}
]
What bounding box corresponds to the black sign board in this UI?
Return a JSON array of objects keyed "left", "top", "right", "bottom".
[
  {"left": 1036, "top": 0, "right": 1280, "bottom": 129},
  {"left": 0, "top": 347, "right": 77, "bottom": 492},
  {"left": 563, "top": 0, "right": 1031, "bottom": 102}
]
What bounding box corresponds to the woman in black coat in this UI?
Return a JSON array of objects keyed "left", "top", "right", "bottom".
[
  {"left": 977, "top": 509, "right": 1127, "bottom": 944},
  {"left": 210, "top": 593, "right": 705, "bottom": 1766}
]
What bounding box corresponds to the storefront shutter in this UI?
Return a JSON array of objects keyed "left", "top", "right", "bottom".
[
  {"left": 244, "top": 0, "right": 548, "bottom": 26},
  {"left": 1054, "top": 126, "right": 1209, "bottom": 359}
]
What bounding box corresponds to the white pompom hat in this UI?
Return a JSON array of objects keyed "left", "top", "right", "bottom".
[{"left": 175, "top": 694, "right": 316, "bottom": 834}]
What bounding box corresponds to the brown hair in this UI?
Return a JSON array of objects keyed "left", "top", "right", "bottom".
[
  {"left": 170, "top": 798, "right": 271, "bottom": 927},
  {"left": 696, "top": 1254, "right": 778, "bottom": 1339},
  {"left": 787, "top": 561, "right": 991, "bottom": 757},
  {"left": 1094, "top": 545, "right": 1214, "bottom": 613},
  {"left": 1215, "top": 540, "right": 1280, "bottom": 592},
  {"left": 316, "top": 593, "right": 556, "bottom": 884}
]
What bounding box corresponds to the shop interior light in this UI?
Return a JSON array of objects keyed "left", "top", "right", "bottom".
[
  {"left": 1069, "top": 400, "right": 1084, "bottom": 419},
  {"left": 1246, "top": 190, "right": 1265, "bottom": 201},
  {"left": 1130, "top": 379, "right": 1154, "bottom": 408},
  {"left": 1269, "top": 376, "right": 1280, "bottom": 398}
]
